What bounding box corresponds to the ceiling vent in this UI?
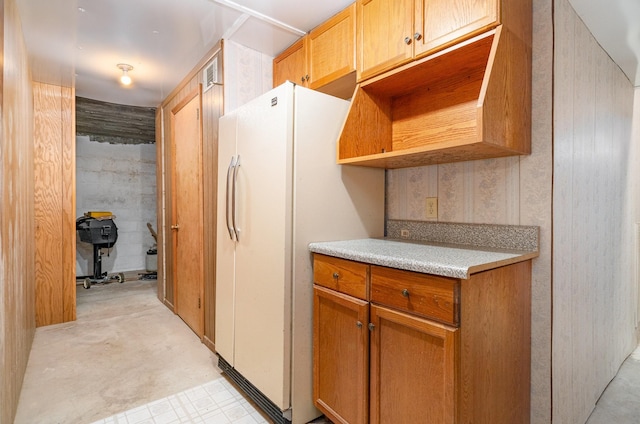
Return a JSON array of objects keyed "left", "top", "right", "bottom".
[{"left": 203, "top": 58, "right": 218, "bottom": 91}]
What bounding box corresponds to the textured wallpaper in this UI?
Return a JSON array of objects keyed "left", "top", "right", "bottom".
[
  {"left": 386, "top": 157, "right": 522, "bottom": 224},
  {"left": 223, "top": 39, "right": 274, "bottom": 114}
]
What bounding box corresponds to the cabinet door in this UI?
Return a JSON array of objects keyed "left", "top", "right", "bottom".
[
  {"left": 357, "top": 0, "right": 414, "bottom": 81},
  {"left": 308, "top": 3, "right": 355, "bottom": 90},
  {"left": 415, "top": 0, "right": 498, "bottom": 58},
  {"left": 314, "top": 285, "right": 369, "bottom": 424},
  {"left": 273, "top": 38, "right": 308, "bottom": 87},
  {"left": 370, "top": 304, "right": 457, "bottom": 424}
]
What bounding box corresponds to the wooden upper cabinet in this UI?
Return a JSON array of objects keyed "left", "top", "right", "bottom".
[
  {"left": 273, "top": 3, "right": 357, "bottom": 99},
  {"left": 415, "top": 0, "right": 498, "bottom": 58},
  {"left": 358, "top": 0, "right": 504, "bottom": 82},
  {"left": 273, "top": 38, "right": 308, "bottom": 88},
  {"left": 308, "top": 3, "right": 356, "bottom": 91},
  {"left": 339, "top": 0, "right": 532, "bottom": 168},
  {"left": 357, "top": 0, "right": 414, "bottom": 81}
]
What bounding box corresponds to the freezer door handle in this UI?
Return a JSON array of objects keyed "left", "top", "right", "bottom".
[
  {"left": 225, "top": 156, "right": 236, "bottom": 240},
  {"left": 232, "top": 155, "right": 241, "bottom": 241}
]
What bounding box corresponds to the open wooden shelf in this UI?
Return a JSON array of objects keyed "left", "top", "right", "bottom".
[{"left": 337, "top": 26, "right": 531, "bottom": 168}]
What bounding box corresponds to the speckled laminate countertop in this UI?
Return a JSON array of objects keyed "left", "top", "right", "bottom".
[{"left": 308, "top": 238, "right": 539, "bottom": 279}]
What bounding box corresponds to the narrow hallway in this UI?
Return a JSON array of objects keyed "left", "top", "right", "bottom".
[{"left": 14, "top": 276, "right": 266, "bottom": 423}]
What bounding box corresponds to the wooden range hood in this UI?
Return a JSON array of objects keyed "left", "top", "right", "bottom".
[{"left": 337, "top": 25, "right": 531, "bottom": 168}]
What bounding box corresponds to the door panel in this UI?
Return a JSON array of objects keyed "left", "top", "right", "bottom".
[
  {"left": 370, "top": 305, "right": 457, "bottom": 424},
  {"left": 233, "top": 84, "right": 293, "bottom": 409},
  {"left": 215, "top": 113, "right": 238, "bottom": 363},
  {"left": 313, "top": 286, "right": 369, "bottom": 424},
  {"left": 357, "top": 0, "right": 414, "bottom": 80},
  {"left": 171, "top": 89, "right": 204, "bottom": 337},
  {"left": 416, "top": 0, "right": 498, "bottom": 58}
]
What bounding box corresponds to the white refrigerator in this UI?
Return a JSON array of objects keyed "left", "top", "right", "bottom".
[{"left": 215, "top": 82, "right": 383, "bottom": 424}]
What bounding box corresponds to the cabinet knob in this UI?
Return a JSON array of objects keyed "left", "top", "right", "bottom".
[
  {"left": 301, "top": 76, "right": 305, "bottom": 83},
  {"left": 368, "top": 323, "right": 375, "bottom": 331},
  {"left": 305, "top": 74, "right": 310, "bottom": 82},
  {"left": 414, "top": 32, "right": 422, "bottom": 41},
  {"left": 171, "top": 224, "right": 180, "bottom": 230},
  {"left": 404, "top": 36, "right": 412, "bottom": 45},
  {"left": 402, "top": 289, "right": 410, "bottom": 297},
  {"left": 332, "top": 272, "right": 340, "bottom": 279},
  {"left": 356, "top": 321, "right": 363, "bottom": 328}
]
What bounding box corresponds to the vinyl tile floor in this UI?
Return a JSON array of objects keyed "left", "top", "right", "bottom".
[{"left": 91, "top": 378, "right": 268, "bottom": 424}]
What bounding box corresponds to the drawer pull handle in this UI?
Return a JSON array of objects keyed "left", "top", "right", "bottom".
[
  {"left": 402, "top": 289, "right": 410, "bottom": 297},
  {"left": 356, "top": 321, "right": 363, "bottom": 328},
  {"left": 368, "top": 323, "right": 375, "bottom": 331},
  {"left": 332, "top": 272, "right": 340, "bottom": 279}
]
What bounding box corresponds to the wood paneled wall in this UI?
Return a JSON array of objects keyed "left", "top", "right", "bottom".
[
  {"left": 1, "top": 0, "right": 36, "bottom": 422},
  {"left": 33, "top": 82, "right": 76, "bottom": 327},
  {"left": 157, "top": 41, "right": 223, "bottom": 350},
  {"left": 157, "top": 39, "right": 273, "bottom": 350},
  {"left": 552, "top": 0, "right": 637, "bottom": 422}
]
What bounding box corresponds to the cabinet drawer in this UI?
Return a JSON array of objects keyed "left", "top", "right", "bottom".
[
  {"left": 313, "top": 254, "right": 369, "bottom": 300},
  {"left": 370, "top": 266, "right": 459, "bottom": 325}
]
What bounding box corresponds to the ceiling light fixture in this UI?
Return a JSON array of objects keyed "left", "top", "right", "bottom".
[{"left": 117, "top": 63, "right": 133, "bottom": 86}]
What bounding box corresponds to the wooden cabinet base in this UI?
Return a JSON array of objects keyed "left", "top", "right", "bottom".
[{"left": 312, "top": 254, "right": 532, "bottom": 424}]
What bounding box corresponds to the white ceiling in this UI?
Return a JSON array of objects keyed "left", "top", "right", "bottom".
[
  {"left": 16, "top": 0, "right": 640, "bottom": 108},
  {"left": 16, "top": 0, "right": 352, "bottom": 107}
]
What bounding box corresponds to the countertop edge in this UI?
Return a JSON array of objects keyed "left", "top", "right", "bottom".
[
  {"left": 466, "top": 251, "right": 540, "bottom": 278},
  {"left": 309, "top": 239, "right": 538, "bottom": 280}
]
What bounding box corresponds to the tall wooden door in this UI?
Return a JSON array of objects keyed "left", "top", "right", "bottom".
[{"left": 171, "top": 87, "right": 204, "bottom": 337}]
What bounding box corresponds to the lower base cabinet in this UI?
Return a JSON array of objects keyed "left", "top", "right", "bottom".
[
  {"left": 312, "top": 253, "right": 531, "bottom": 424},
  {"left": 313, "top": 286, "right": 369, "bottom": 424},
  {"left": 370, "top": 305, "right": 456, "bottom": 424}
]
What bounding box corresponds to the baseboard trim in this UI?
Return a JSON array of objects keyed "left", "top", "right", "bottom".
[
  {"left": 163, "top": 299, "right": 175, "bottom": 313},
  {"left": 203, "top": 336, "right": 215, "bottom": 352}
]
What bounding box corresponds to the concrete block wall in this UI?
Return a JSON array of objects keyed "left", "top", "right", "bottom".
[{"left": 76, "top": 135, "right": 157, "bottom": 275}]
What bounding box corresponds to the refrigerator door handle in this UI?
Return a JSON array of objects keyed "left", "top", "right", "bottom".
[
  {"left": 232, "top": 155, "right": 241, "bottom": 241},
  {"left": 225, "top": 156, "right": 236, "bottom": 240}
]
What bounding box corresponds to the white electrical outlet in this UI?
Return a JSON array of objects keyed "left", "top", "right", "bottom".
[
  {"left": 426, "top": 197, "right": 438, "bottom": 219},
  {"left": 400, "top": 229, "right": 410, "bottom": 238}
]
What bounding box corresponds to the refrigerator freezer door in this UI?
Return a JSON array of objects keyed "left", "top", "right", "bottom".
[
  {"left": 233, "top": 83, "right": 294, "bottom": 410},
  {"left": 289, "top": 86, "right": 384, "bottom": 424},
  {"left": 215, "top": 112, "right": 238, "bottom": 364}
]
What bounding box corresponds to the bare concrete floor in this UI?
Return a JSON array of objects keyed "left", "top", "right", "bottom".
[
  {"left": 586, "top": 346, "right": 640, "bottom": 423},
  {"left": 15, "top": 276, "right": 221, "bottom": 424}
]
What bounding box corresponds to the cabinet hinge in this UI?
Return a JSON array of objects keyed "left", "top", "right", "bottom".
[
  {"left": 196, "top": 108, "right": 200, "bottom": 120},
  {"left": 198, "top": 297, "right": 201, "bottom": 309}
]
